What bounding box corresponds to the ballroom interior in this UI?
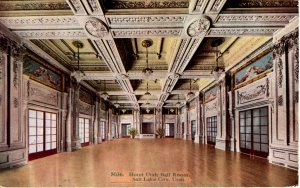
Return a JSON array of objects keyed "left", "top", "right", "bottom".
[{"left": 0, "top": 0, "right": 298, "bottom": 187}]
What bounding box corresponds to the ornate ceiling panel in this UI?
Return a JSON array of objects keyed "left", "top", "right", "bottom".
[
  {"left": 0, "top": 0, "right": 297, "bottom": 109},
  {"left": 0, "top": 0, "right": 72, "bottom": 16}
]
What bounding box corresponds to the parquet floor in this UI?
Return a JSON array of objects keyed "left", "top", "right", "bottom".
[{"left": 0, "top": 138, "right": 298, "bottom": 187}]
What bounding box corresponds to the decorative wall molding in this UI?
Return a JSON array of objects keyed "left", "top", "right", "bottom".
[
  {"left": 187, "top": 17, "right": 210, "bottom": 37},
  {"left": 29, "top": 82, "right": 59, "bottom": 107},
  {"left": 237, "top": 84, "right": 267, "bottom": 104},
  {"left": 79, "top": 101, "right": 92, "bottom": 115},
  {"left": 14, "top": 30, "right": 87, "bottom": 39},
  {"left": 205, "top": 100, "right": 217, "bottom": 112},
  {"left": 236, "top": 78, "right": 269, "bottom": 105},
  {"left": 208, "top": 28, "right": 280, "bottom": 36}
]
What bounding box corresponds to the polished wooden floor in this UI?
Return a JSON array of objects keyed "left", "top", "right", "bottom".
[{"left": 0, "top": 139, "right": 298, "bottom": 187}]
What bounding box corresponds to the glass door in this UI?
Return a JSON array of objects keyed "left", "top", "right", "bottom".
[
  {"left": 239, "top": 107, "right": 269, "bottom": 158},
  {"left": 191, "top": 120, "right": 196, "bottom": 140},
  {"left": 28, "top": 109, "right": 57, "bottom": 160},
  {"left": 207, "top": 116, "right": 217, "bottom": 145}
]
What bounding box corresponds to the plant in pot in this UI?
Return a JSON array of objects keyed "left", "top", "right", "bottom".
[
  {"left": 156, "top": 128, "right": 165, "bottom": 138},
  {"left": 128, "top": 128, "right": 137, "bottom": 139}
]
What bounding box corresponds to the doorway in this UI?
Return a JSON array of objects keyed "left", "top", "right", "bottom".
[
  {"left": 182, "top": 122, "right": 184, "bottom": 139},
  {"left": 191, "top": 120, "right": 196, "bottom": 141},
  {"left": 121, "top": 124, "right": 131, "bottom": 138},
  {"left": 239, "top": 107, "right": 269, "bottom": 158},
  {"left": 142, "top": 123, "right": 154, "bottom": 134},
  {"left": 164, "top": 123, "right": 174, "bottom": 138},
  {"left": 207, "top": 116, "right": 217, "bottom": 145}
]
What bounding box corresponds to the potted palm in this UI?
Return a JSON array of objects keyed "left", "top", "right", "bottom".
[
  {"left": 128, "top": 128, "right": 137, "bottom": 139},
  {"left": 156, "top": 128, "right": 165, "bottom": 138}
]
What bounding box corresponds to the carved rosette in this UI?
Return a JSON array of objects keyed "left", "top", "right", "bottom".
[
  {"left": 85, "top": 18, "right": 109, "bottom": 38},
  {"left": 187, "top": 17, "right": 210, "bottom": 37}
]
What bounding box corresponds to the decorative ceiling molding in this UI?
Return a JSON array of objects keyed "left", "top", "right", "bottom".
[
  {"left": 111, "top": 28, "right": 182, "bottom": 38},
  {"left": 14, "top": 29, "right": 87, "bottom": 39},
  {"left": 83, "top": 0, "right": 104, "bottom": 15},
  {"left": 187, "top": 17, "right": 210, "bottom": 37},
  {"left": 207, "top": 27, "right": 280, "bottom": 37},
  {"left": 106, "top": 15, "right": 187, "bottom": 27},
  {"left": 209, "top": 0, "right": 226, "bottom": 13},
  {"left": 189, "top": 0, "right": 209, "bottom": 14},
  {"left": 0, "top": 1, "right": 70, "bottom": 11},
  {"left": 0, "top": 16, "right": 80, "bottom": 30},
  {"left": 225, "top": 0, "right": 298, "bottom": 8},
  {"left": 215, "top": 14, "right": 296, "bottom": 26},
  {"left": 66, "top": 0, "right": 87, "bottom": 15},
  {"left": 85, "top": 17, "right": 109, "bottom": 38},
  {"left": 105, "top": 1, "right": 189, "bottom": 9}
]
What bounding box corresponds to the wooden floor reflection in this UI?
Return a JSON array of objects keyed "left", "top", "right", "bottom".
[{"left": 0, "top": 139, "right": 298, "bottom": 187}]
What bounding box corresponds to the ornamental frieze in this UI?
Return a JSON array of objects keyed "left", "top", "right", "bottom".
[
  {"left": 29, "top": 84, "right": 58, "bottom": 106},
  {"left": 107, "top": 15, "right": 186, "bottom": 25},
  {"left": 79, "top": 101, "right": 92, "bottom": 115},
  {"left": 205, "top": 100, "right": 217, "bottom": 112},
  {"left": 237, "top": 84, "right": 267, "bottom": 104}
]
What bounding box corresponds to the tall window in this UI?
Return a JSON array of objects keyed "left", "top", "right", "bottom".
[
  {"left": 28, "top": 109, "right": 57, "bottom": 160},
  {"left": 79, "top": 117, "right": 90, "bottom": 145},
  {"left": 101, "top": 121, "right": 105, "bottom": 140},
  {"left": 191, "top": 120, "right": 196, "bottom": 140},
  {"left": 239, "top": 107, "right": 269, "bottom": 158},
  {"left": 207, "top": 116, "right": 217, "bottom": 145},
  {"left": 165, "top": 124, "right": 170, "bottom": 136}
]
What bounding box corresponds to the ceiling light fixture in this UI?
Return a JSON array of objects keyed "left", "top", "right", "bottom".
[
  {"left": 71, "top": 40, "right": 85, "bottom": 82},
  {"left": 101, "top": 80, "right": 109, "bottom": 101},
  {"left": 211, "top": 38, "right": 225, "bottom": 81},
  {"left": 144, "top": 80, "right": 151, "bottom": 99},
  {"left": 142, "top": 39, "right": 153, "bottom": 78},
  {"left": 114, "top": 95, "right": 120, "bottom": 108},
  {"left": 186, "top": 79, "right": 195, "bottom": 100}
]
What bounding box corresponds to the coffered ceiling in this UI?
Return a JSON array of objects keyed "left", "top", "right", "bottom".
[{"left": 0, "top": 0, "right": 298, "bottom": 109}]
